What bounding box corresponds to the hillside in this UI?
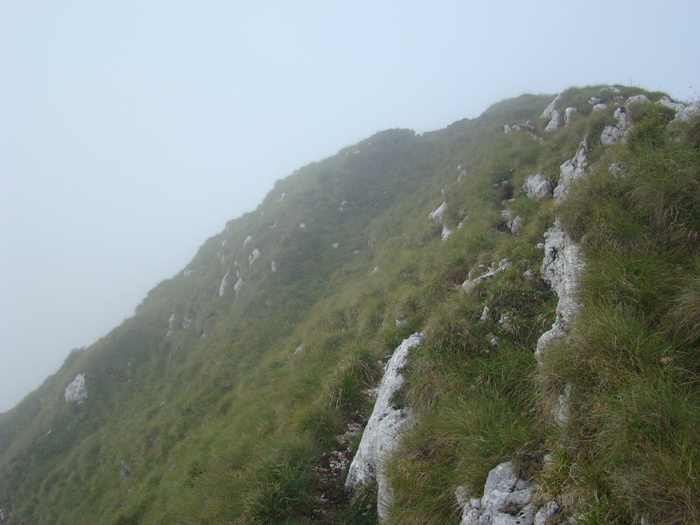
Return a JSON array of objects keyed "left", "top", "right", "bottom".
[{"left": 0, "top": 85, "right": 698, "bottom": 524}]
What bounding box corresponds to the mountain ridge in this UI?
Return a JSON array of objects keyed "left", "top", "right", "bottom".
[{"left": 1, "top": 85, "right": 698, "bottom": 524}]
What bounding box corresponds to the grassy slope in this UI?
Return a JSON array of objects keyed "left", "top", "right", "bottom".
[{"left": 0, "top": 86, "right": 697, "bottom": 524}]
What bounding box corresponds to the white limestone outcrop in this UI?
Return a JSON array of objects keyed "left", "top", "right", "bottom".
[
  {"left": 657, "top": 95, "right": 700, "bottom": 122},
  {"left": 248, "top": 248, "right": 260, "bottom": 266},
  {"left": 219, "top": 270, "right": 229, "bottom": 297},
  {"left": 462, "top": 259, "right": 511, "bottom": 293},
  {"left": 429, "top": 201, "right": 448, "bottom": 224},
  {"left": 65, "top": 373, "right": 88, "bottom": 403},
  {"left": 553, "top": 140, "right": 587, "bottom": 203},
  {"left": 541, "top": 94, "right": 562, "bottom": 131},
  {"left": 536, "top": 142, "right": 588, "bottom": 429},
  {"left": 564, "top": 107, "right": 577, "bottom": 126},
  {"left": 458, "top": 462, "right": 537, "bottom": 525},
  {"left": 233, "top": 275, "right": 244, "bottom": 297},
  {"left": 345, "top": 333, "right": 423, "bottom": 520},
  {"left": 523, "top": 174, "right": 554, "bottom": 201},
  {"left": 601, "top": 107, "right": 631, "bottom": 146},
  {"left": 535, "top": 224, "right": 584, "bottom": 363}
]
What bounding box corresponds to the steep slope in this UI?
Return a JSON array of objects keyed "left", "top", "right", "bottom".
[{"left": 0, "top": 86, "right": 698, "bottom": 524}]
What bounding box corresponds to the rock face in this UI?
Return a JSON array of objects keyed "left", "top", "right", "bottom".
[
  {"left": 536, "top": 142, "right": 587, "bottom": 426},
  {"left": 65, "top": 373, "right": 88, "bottom": 403},
  {"left": 601, "top": 107, "right": 631, "bottom": 146},
  {"left": 553, "top": 140, "right": 587, "bottom": 203},
  {"left": 535, "top": 225, "right": 584, "bottom": 363},
  {"left": 459, "top": 462, "right": 537, "bottom": 525},
  {"left": 218, "top": 270, "right": 229, "bottom": 297},
  {"left": 344, "top": 333, "right": 423, "bottom": 520},
  {"left": 523, "top": 174, "right": 554, "bottom": 201},
  {"left": 541, "top": 94, "right": 562, "bottom": 131}
]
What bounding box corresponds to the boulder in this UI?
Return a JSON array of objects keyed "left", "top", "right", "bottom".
[
  {"left": 65, "top": 374, "right": 88, "bottom": 403},
  {"left": 523, "top": 174, "right": 554, "bottom": 201},
  {"left": 459, "top": 462, "right": 537, "bottom": 525}
]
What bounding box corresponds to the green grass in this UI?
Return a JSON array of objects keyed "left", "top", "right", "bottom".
[{"left": 1, "top": 86, "right": 697, "bottom": 524}]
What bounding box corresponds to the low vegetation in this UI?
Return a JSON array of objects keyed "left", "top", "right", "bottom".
[{"left": 0, "top": 85, "right": 697, "bottom": 524}]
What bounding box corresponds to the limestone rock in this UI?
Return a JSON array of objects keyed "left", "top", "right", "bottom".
[
  {"left": 523, "top": 174, "right": 554, "bottom": 201},
  {"left": 658, "top": 95, "right": 700, "bottom": 122},
  {"left": 564, "top": 107, "right": 577, "bottom": 126},
  {"left": 544, "top": 109, "right": 561, "bottom": 131},
  {"left": 65, "top": 373, "right": 88, "bottom": 403},
  {"left": 429, "top": 201, "right": 448, "bottom": 224},
  {"left": 553, "top": 140, "right": 587, "bottom": 203},
  {"left": 535, "top": 224, "right": 584, "bottom": 362},
  {"left": 601, "top": 107, "right": 631, "bottom": 146},
  {"left": 459, "top": 462, "right": 537, "bottom": 525},
  {"left": 345, "top": 333, "right": 423, "bottom": 520},
  {"left": 462, "top": 259, "right": 511, "bottom": 293},
  {"left": 541, "top": 94, "right": 562, "bottom": 131},
  {"left": 218, "top": 270, "right": 229, "bottom": 297},
  {"left": 508, "top": 216, "right": 523, "bottom": 236},
  {"left": 625, "top": 94, "right": 650, "bottom": 106},
  {"left": 441, "top": 224, "right": 454, "bottom": 241},
  {"left": 534, "top": 501, "right": 560, "bottom": 525}
]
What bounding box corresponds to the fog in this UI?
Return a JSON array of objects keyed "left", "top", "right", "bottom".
[{"left": 1, "top": 1, "right": 699, "bottom": 412}]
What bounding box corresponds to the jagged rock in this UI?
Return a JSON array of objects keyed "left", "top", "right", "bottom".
[
  {"left": 345, "top": 333, "right": 423, "bottom": 520},
  {"left": 587, "top": 96, "right": 602, "bottom": 106},
  {"left": 657, "top": 95, "right": 700, "bottom": 122},
  {"left": 243, "top": 235, "right": 252, "bottom": 246},
  {"left": 218, "top": 270, "right": 229, "bottom": 297},
  {"left": 541, "top": 94, "right": 561, "bottom": 131},
  {"left": 544, "top": 110, "right": 561, "bottom": 131},
  {"left": 553, "top": 140, "right": 587, "bottom": 203},
  {"left": 625, "top": 94, "right": 651, "bottom": 106},
  {"left": 480, "top": 305, "right": 490, "bottom": 321},
  {"left": 429, "top": 201, "right": 448, "bottom": 223},
  {"left": 564, "top": 107, "right": 577, "bottom": 126},
  {"left": 65, "top": 373, "right": 88, "bottom": 403},
  {"left": 248, "top": 248, "right": 260, "bottom": 265},
  {"left": 601, "top": 107, "right": 631, "bottom": 146},
  {"left": 441, "top": 224, "right": 453, "bottom": 241},
  {"left": 508, "top": 216, "right": 523, "bottom": 236},
  {"left": 233, "top": 276, "right": 244, "bottom": 296},
  {"left": 592, "top": 103, "right": 607, "bottom": 112},
  {"left": 458, "top": 462, "right": 537, "bottom": 525},
  {"left": 534, "top": 501, "right": 560, "bottom": 525},
  {"left": 463, "top": 259, "right": 511, "bottom": 293},
  {"left": 523, "top": 174, "right": 554, "bottom": 201},
  {"left": 535, "top": 224, "right": 584, "bottom": 362}
]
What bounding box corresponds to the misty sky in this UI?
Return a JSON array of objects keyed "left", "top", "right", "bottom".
[{"left": 1, "top": 1, "right": 699, "bottom": 412}]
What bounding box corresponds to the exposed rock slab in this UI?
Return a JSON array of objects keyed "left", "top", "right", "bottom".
[
  {"left": 553, "top": 140, "right": 587, "bottom": 203},
  {"left": 65, "top": 373, "right": 88, "bottom": 403},
  {"left": 344, "top": 332, "right": 423, "bottom": 520},
  {"left": 523, "top": 174, "right": 554, "bottom": 201},
  {"left": 459, "top": 461, "right": 537, "bottom": 525}
]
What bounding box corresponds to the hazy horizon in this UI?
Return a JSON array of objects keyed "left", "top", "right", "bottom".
[{"left": 2, "top": 0, "right": 699, "bottom": 412}]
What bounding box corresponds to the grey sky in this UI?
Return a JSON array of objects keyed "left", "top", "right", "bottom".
[{"left": 1, "top": 1, "right": 699, "bottom": 412}]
